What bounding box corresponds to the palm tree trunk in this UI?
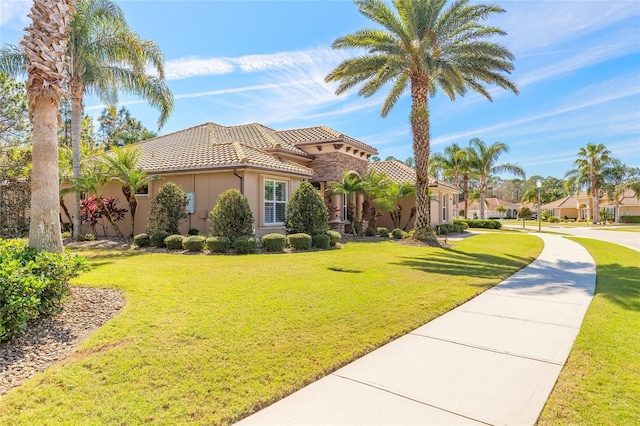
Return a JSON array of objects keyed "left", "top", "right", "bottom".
[
  {"left": 479, "top": 177, "right": 486, "bottom": 219},
  {"left": 29, "top": 96, "right": 63, "bottom": 252},
  {"left": 591, "top": 167, "right": 598, "bottom": 224},
  {"left": 70, "top": 86, "right": 83, "bottom": 239},
  {"left": 129, "top": 194, "right": 137, "bottom": 237},
  {"left": 60, "top": 196, "right": 72, "bottom": 229},
  {"left": 463, "top": 174, "right": 470, "bottom": 219},
  {"left": 410, "top": 76, "right": 434, "bottom": 242}
]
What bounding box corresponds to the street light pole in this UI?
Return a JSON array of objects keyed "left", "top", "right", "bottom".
[{"left": 536, "top": 180, "right": 542, "bottom": 232}]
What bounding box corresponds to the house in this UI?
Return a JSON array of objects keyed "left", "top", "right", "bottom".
[
  {"left": 368, "top": 161, "right": 461, "bottom": 230},
  {"left": 467, "top": 198, "right": 520, "bottom": 219},
  {"left": 540, "top": 189, "right": 640, "bottom": 221},
  {"left": 71, "top": 122, "right": 458, "bottom": 238}
]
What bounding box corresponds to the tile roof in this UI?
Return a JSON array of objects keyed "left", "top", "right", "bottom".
[
  {"left": 367, "top": 161, "right": 460, "bottom": 192},
  {"left": 277, "top": 126, "right": 378, "bottom": 154},
  {"left": 468, "top": 198, "right": 520, "bottom": 211},
  {"left": 541, "top": 196, "right": 576, "bottom": 209},
  {"left": 136, "top": 123, "right": 313, "bottom": 176}
]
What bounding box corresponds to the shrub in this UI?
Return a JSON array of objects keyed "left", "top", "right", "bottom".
[
  {"left": 0, "top": 240, "right": 88, "bottom": 342},
  {"left": 183, "top": 236, "right": 206, "bottom": 252},
  {"left": 187, "top": 228, "right": 200, "bottom": 236},
  {"left": 312, "top": 234, "right": 330, "bottom": 249},
  {"left": 620, "top": 215, "right": 640, "bottom": 224},
  {"left": 285, "top": 182, "right": 329, "bottom": 235},
  {"left": 61, "top": 231, "right": 72, "bottom": 239},
  {"left": 208, "top": 189, "right": 254, "bottom": 242},
  {"left": 549, "top": 216, "right": 560, "bottom": 223},
  {"left": 206, "top": 236, "right": 230, "bottom": 253},
  {"left": 150, "top": 231, "right": 170, "bottom": 248},
  {"left": 165, "top": 235, "right": 186, "bottom": 250},
  {"left": 455, "top": 219, "right": 502, "bottom": 229},
  {"left": 377, "top": 227, "right": 390, "bottom": 237},
  {"left": 234, "top": 236, "right": 258, "bottom": 255},
  {"left": 78, "top": 233, "right": 95, "bottom": 241},
  {"left": 327, "top": 230, "right": 341, "bottom": 247},
  {"left": 133, "top": 233, "right": 151, "bottom": 247},
  {"left": 261, "top": 233, "right": 287, "bottom": 253},
  {"left": 517, "top": 207, "right": 532, "bottom": 220},
  {"left": 288, "top": 233, "right": 312, "bottom": 250},
  {"left": 435, "top": 224, "right": 452, "bottom": 235},
  {"left": 391, "top": 228, "right": 404, "bottom": 239},
  {"left": 364, "top": 227, "right": 377, "bottom": 237},
  {"left": 147, "top": 182, "right": 188, "bottom": 235}
]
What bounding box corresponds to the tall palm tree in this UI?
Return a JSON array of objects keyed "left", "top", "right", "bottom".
[
  {"left": 468, "top": 138, "right": 524, "bottom": 219},
  {"left": 66, "top": 0, "right": 173, "bottom": 239},
  {"left": 21, "top": 0, "right": 74, "bottom": 252},
  {"left": 328, "top": 172, "right": 364, "bottom": 235},
  {"left": 602, "top": 159, "right": 640, "bottom": 223},
  {"left": 430, "top": 143, "right": 465, "bottom": 218},
  {"left": 101, "top": 145, "right": 162, "bottom": 237},
  {"left": 374, "top": 181, "right": 417, "bottom": 229},
  {"left": 326, "top": 0, "right": 517, "bottom": 241},
  {"left": 565, "top": 143, "right": 612, "bottom": 224}
]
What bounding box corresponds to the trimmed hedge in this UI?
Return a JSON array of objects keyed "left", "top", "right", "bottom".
[
  {"left": 262, "top": 233, "right": 287, "bottom": 253},
  {"left": 620, "top": 215, "right": 640, "bottom": 224},
  {"left": 288, "top": 233, "right": 312, "bottom": 250},
  {"left": 165, "top": 235, "right": 186, "bottom": 250},
  {"left": 377, "top": 227, "right": 390, "bottom": 237},
  {"left": 327, "top": 230, "right": 341, "bottom": 247},
  {"left": 187, "top": 228, "right": 200, "bottom": 236},
  {"left": 0, "top": 240, "right": 88, "bottom": 342},
  {"left": 206, "top": 236, "right": 230, "bottom": 254},
  {"left": 133, "top": 233, "right": 151, "bottom": 247},
  {"left": 454, "top": 219, "right": 501, "bottom": 229},
  {"left": 391, "top": 228, "right": 405, "bottom": 239},
  {"left": 435, "top": 222, "right": 467, "bottom": 235},
  {"left": 150, "top": 231, "right": 170, "bottom": 248},
  {"left": 234, "top": 236, "right": 258, "bottom": 255},
  {"left": 364, "top": 227, "right": 377, "bottom": 237},
  {"left": 312, "top": 234, "right": 330, "bottom": 249},
  {"left": 183, "top": 236, "right": 206, "bottom": 252}
]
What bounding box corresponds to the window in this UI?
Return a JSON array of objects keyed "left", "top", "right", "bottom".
[
  {"left": 442, "top": 194, "right": 447, "bottom": 222},
  {"left": 264, "top": 179, "right": 287, "bottom": 224}
]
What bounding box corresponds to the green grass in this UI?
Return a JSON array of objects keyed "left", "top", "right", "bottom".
[
  {"left": 591, "top": 225, "right": 640, "bottom": 232},
  {"left": 538, "top": 239, "right": 640, "bottom": 425},
  {"left": 0, "top": 234, "right": 542, "bottom": 425}
]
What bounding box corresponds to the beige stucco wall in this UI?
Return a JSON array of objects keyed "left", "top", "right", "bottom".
[{"left": 375, "top": 187, "right": 458, "bottom": 231}]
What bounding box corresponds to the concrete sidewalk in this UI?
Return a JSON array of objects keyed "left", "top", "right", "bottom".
[{"left": 237, "top": 234, "right": 596, "bottom": 425}]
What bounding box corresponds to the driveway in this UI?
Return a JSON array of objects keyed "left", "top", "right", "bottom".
[{"left": 541, "top": 226, "right": 640, "bottom": 251}]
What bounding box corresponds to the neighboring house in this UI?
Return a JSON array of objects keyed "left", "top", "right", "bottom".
[
  {"left": 64, "top": 122, "right": 463, "bottom": 237},
  {"left": 593, "top": 188, "right": 640, "bottom": 220},
  {"left": 540, "top": 189, "right": 640, "bottom": 221},
  {"left": 368, "top": 161, "right": 461, "bottom": 231},
  {"left": 467, "top": 198, "right": 519, "bottom": 219}
]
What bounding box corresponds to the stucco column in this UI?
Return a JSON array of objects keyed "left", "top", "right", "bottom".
[
  {"left": 356, "top": 193, "right": 364, "bottom": 219},
  {"left": 331, "top": 193, "right": 341, "bottom": 220}
]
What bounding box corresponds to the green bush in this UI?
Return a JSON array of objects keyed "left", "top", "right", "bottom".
[
  {"left": 549, "top": 216, "right": 560, "bottom": 223},
  {"left": 455, "top": 219, "right": 502, "bottom": 229},
  {"left": 206, "top": 236, "right": 230, "bottom": 254},
  {"left": 285, "top": 182, "right": 329, "bottom": 235},
  {"left": 327, "top": 230, "right": 341, "bottom": 246},
  {"left": 234, "top": 236, "right": 258, "bottom": 255},
  {"left": 147, "top": 182, "right": 188, "bottom": 235},
  {"left": 288, "top": 233, "right": 312, "bottom": 250},
  {"left": 0, "top": 240, "right": 88, "bottom": 342},
  {"left": 391, "top": 228, "right": 404, "bottom": 239},
  {"left": 61, "top": 231, "right": 72, "bottom": 239},
  {"left": 620, "top": 215, "right": 640, "bottom": 223},
  {"left": 150, "top": 231, "right": 170, "bottom": 248},
  {"left": 183, "top": 236, "right": 206, "bottom": 252},
  {"left": 78, "top": 233, "right": 95, "bottom": 241},
  {"left": 133, "top": 233, "right": 151, "bottom": 247},
  {"left": 165, "top": 235, "right": 186, "bottom": 250},
  {"left": 187, "top": 228, "right": 200, "bottom": 236},
  {"left": 364, "top": 227, "right": 377, "bottom": 237},
  {"left": 208, "top": 189, "right": 254, "bottom": 243},
  {"left": 261, "top": 233, "right": 287, "bottom": 253},
  {"left": 377, "top": 227, "right": 390, "bottom": 237},
  {"left": 312, "top": 234, "right": 330, "bottom": 249}
]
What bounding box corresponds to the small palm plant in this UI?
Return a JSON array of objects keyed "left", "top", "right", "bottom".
[{"left": 328, "top": 172, "right": 364, "bottom": 235}]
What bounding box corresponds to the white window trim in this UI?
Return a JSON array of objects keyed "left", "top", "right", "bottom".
[{"left": 263, "top": 178, "right": 288, "bottom": 226}]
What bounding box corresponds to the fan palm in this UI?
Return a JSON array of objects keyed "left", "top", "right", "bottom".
[
  {"left": 565, "top": 143, "right": 612, "bottom": 224},
  {"left": 467, "top": 138, "right": 524, "bottom": 219},
  {"left": 326, "top": 0, "right": 517, "bottom": 241},
  {"left": 101, "top": 145, "right": 162, "bottom": 237}
]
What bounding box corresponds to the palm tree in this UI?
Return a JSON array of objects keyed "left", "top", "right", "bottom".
[
  {"left": 495, "top": 205, "right": 507, "bottom": 219},
  {"left": 359, "top": 169, "right": 392, "bottom": 231},
  {"left": 374, "top": 181, "right": 417, "bottom": 229},
  {"left": 468, "top": 138, "right": 524, "bottom": 219},
  {"left": 565, "top": 143, "right": 612, "bottom": 224},
  {"left": 21, "top": 0, "right": 74, "bottom": 252},
  {"left": 326, "top": 0, "right": 517, "bottom": 241},
  {"left": 101, "top": 145, "right": 162, "bottom": 237},
  {"left": 328, "top": 172, "right": 364, "bottom": 235},
  {"left": 430, "top": 143, "right": 466, "bottom": 218},
  {"left": 602, "top": 160, "right": 640, "bottom": 223}
]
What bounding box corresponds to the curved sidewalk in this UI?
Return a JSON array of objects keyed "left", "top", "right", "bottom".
[{"left": 237, "top": 233, "right": 596, "bottom": 426}]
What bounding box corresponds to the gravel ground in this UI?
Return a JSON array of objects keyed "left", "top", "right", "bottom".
[{"left": 0, "top": 287, "right": 125, "bottom": 396}]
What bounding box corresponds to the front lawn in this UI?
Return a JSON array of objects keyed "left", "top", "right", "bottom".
[
  {"left": 0, "top": 234, "right": 542, "bottom": 425},
  {"left": 538, "top": 239, "right": 640, "bottom": 424}
]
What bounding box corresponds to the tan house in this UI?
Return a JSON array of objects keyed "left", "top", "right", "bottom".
[
  {"left": 368, "top": 160, "right": 461, "bottom": 230},
  {"left": 467, "top": 198, "right": 519, "bottom": 219},
  {"left": 540, "top": 189, "right": 640, "bottom": 221}
]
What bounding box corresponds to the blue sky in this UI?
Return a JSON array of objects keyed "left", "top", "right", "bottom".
[{"left": 1, "top": 0, "right": 639, "bottom": 179}]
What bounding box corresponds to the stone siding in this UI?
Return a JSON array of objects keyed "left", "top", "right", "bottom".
[{"left": 310, "top": 152, "right": 369, "bottom": 183}]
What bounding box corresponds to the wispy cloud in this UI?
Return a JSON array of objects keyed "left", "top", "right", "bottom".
[{"left": 0, "top": 0, "right": 30, "bottom": 29}]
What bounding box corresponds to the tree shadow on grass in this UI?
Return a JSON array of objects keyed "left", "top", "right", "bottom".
[
  {"left": 595, "top": 264, "right": 640, "bottom": 312},
  {"left": 392, "top": 248, "right": 535, "bottom": 280}
]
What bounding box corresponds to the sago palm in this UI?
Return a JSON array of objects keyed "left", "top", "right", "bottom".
[
  {"left": 565, "top": 143, "right": 612, "bottom": 224},
  {"left": 101, "top": 145, "right": 162, "bottom": 237},
  {"left": 326, "top": 0, "right": 517, "bottom": 241},
  {"left": 468, "top": 138, "right": 524, "bottom": 219}
]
